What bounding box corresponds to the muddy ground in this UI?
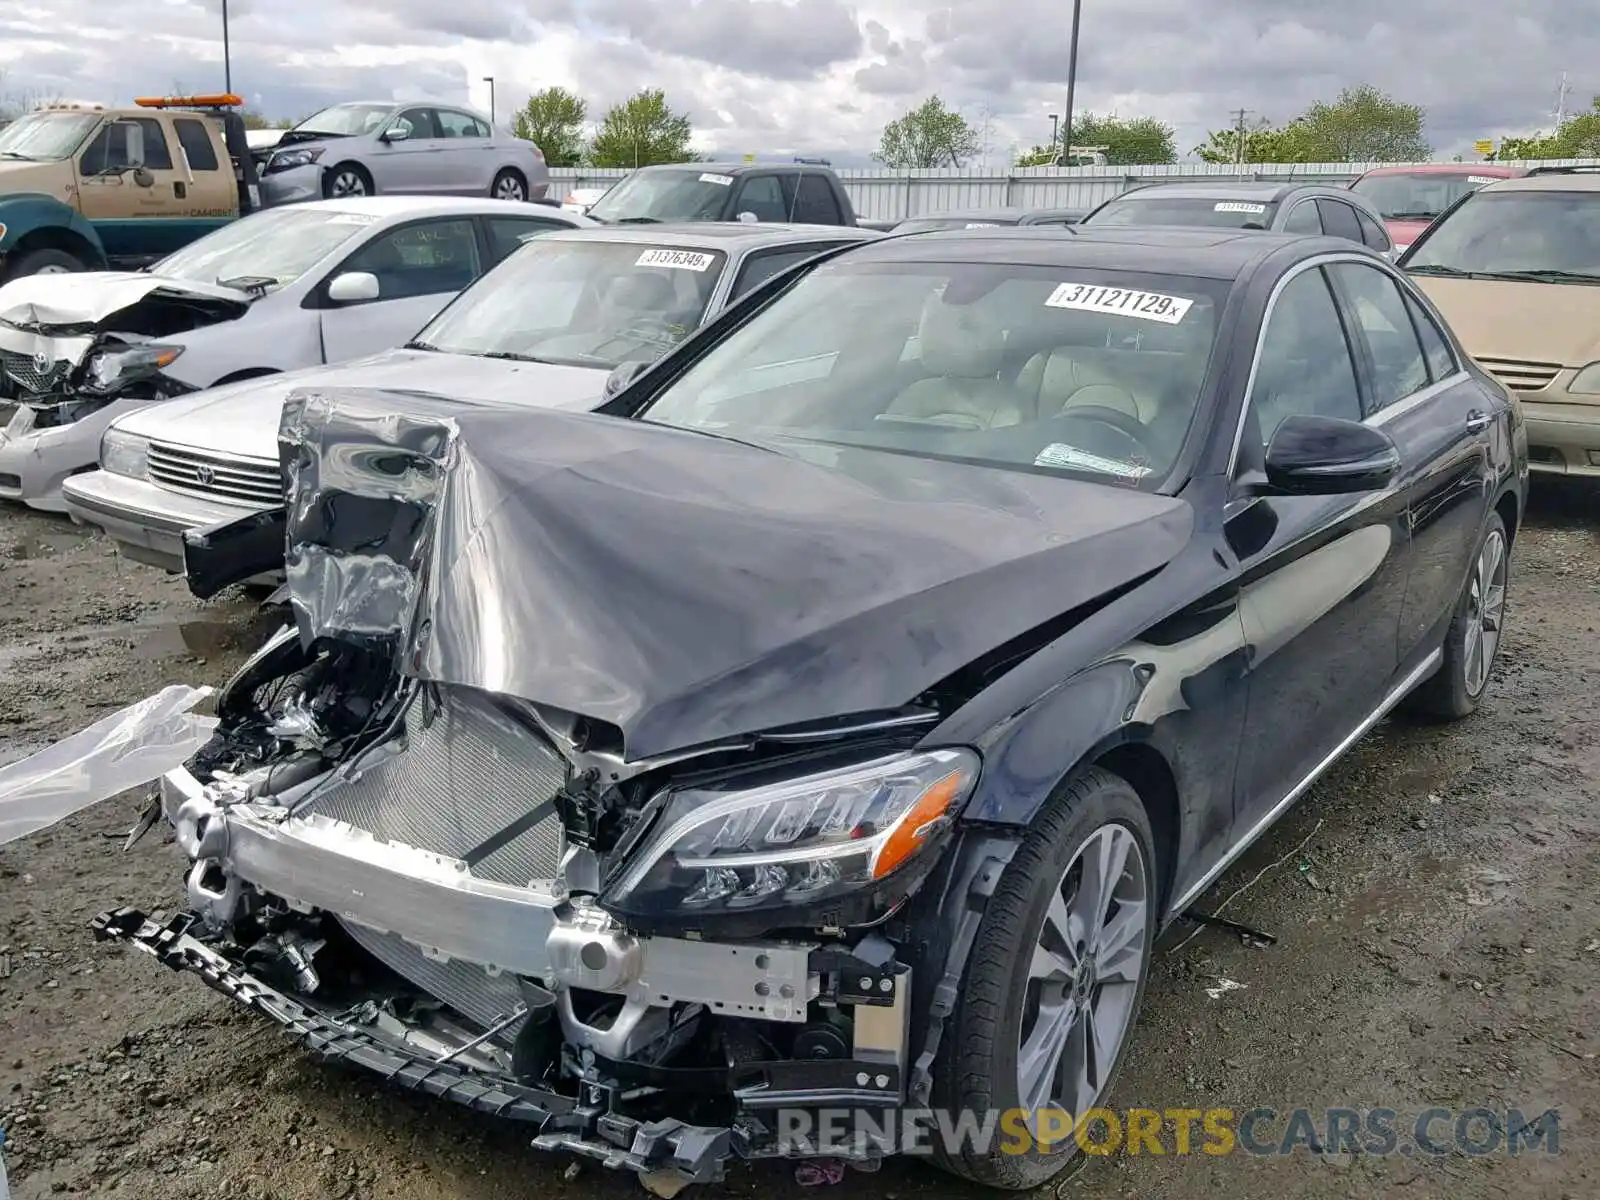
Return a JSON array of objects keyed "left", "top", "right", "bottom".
[{"left": 0, "top": 493, "right": 1596, "bottom": 1200}]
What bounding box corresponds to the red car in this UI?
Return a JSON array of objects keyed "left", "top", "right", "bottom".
[{"left": 1348, "top": 163, "right": 1527, "bottom": 253}]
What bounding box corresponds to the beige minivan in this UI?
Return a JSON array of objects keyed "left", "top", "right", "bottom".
[{"left": 1401, "top": 169, "right": 1600, "bottom": 477}]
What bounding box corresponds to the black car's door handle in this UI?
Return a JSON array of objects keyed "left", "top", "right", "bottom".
[{"left": 1465, "top": 410, "right": 1490, "bottom": 432}]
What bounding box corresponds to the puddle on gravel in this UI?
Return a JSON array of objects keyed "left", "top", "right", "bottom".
[{"left": 0, "top": 603, "right": 283, "bottom": 671}]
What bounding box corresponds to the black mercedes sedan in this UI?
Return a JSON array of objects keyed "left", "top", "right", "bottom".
[{"left": 90, "top": 227, "right": 1525, "bottom": 1192}]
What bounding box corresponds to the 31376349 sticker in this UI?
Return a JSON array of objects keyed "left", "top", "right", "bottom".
[
  {"left": 1044, "top": 281, "right": 1194, "bottom": 324},
  {"left": 635, "top": 248, "right": 716, "bottom": 271},
  {"left": 1214, "top": 201, "right": 1267, "bottom": 215}
]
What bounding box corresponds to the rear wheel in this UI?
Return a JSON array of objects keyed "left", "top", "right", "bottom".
[
  {"left": 6, "top": 246, "right": 88, "bottom": 280},
  {"left": 932, "top": 767, "right": 1156, "bottom": 1188},
  {"left": 491, "top": 168, "right": 528, "bottom": 201},
  {"left": 1402, "top": 511, "right": 1508, "bottom": 720},
  {"left": 323, "top": 163, "right": 373, "bottom": 198}
]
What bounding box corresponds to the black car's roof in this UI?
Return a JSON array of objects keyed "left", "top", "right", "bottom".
[
  {"left": 541, "top": 222, "right": 880, "bottom": 250},
  {"left": 1112, "top": 181, "right": 1342, "bottom": 203},
  {"left": 841, "top": 225, "right": 1361, "bottom": 280}
]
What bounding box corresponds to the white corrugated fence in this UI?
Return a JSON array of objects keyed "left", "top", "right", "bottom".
[{"left": 548, "top": 159, "right": 1600, "bottom": 221}]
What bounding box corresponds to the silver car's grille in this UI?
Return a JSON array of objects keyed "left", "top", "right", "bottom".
[
  {"left": 147, "top": 441, "right": 283, "bottom": 506},
  {"left": 305, "top": 684, "right": 569, "bottom": 888},
  {"left": 1476, "top": 356, "right": 1561, "bottom": 392},
  {"left": 338, "top": 921, "right": 527, "bottom": 1039},
  {"left": 0, "top": 349, "right": 69, "bottom": 395}
]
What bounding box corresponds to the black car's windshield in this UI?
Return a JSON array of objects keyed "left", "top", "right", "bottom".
[
  {"left": 413, "top": 238, "right": 727, "bottom": 369},
  {"left": 633, "top": 259, "right": 1228, "bottom": 488},
  {"left": 586, "top": 169, "right": 734, "bottom": 222},
  {"left": 1350, "top": 170, "right": 1503, "bottom": 220},
  {"left": 1405, "top": 191, "right": 1600, "bottom": 279},
  {"left": 894, "top": 216, "right": 1021, "bottom": 233},
  {"left": 0, "top": 111, "right": 100, "bottom": 161},
  {"left": 293, "top": 103, "right": 392, "bottom": 138},
  {"left": 1086, "top": 195, "right": 1280, "bottom": 229}
]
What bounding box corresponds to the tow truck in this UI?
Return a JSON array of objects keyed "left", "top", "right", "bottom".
[{"left": 0, "top": 94, "right": 262, "bottom": 282}]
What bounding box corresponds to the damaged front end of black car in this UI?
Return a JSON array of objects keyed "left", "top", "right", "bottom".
[{"left": 93, "top": 385, "right": 1193, "bottom": 1191}]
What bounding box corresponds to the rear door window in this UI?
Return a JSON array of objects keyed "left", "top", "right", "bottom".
[
  {"left": 733, "top": 175, "right": 788, "bottom": 222},
  {"left": 1315, "top": 199, "right": 1363, "bottom": 243},
  {"left": 1281, "top": 201, "right": 1322, "bottom": 234},
  {"left": 729, "top": 246, "right": 825, "bottom": 301},
  {"left": 173, "top": 119, "right": 220, "bottom": 172}
]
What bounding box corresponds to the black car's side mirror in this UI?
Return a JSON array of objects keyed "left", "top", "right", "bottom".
[
  {"left": 603, "top": 358, "right": 648, "bottom": 399},
  {"left": 1261, "top": 413, "right": 1400, "bottom": 495}
]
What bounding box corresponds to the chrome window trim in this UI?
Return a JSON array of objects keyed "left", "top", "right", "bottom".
[{"left": 1226, "top": 251, "right": 1468, "bottom": 477}]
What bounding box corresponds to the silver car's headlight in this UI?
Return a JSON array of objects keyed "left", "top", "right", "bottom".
[
  {"left": 266, "top": 147, "right": 324, "bottom": 173},
  {"left": 604, "top": 747, "right": 979, "bottom": 920},
  {"left": 100, "top": 429, "right": 150, "bottom": 479},
  {"left": 83, "top": 344, "right": 184, "bottom": 395},
  {"left": 1568, "top": 362, "right": 1600, "bottom": 395}
]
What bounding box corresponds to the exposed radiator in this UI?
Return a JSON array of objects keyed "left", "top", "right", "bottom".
[
  {"left": 306, "top": 683, "right": 569, "bottom": 887},
  {"left": 339, "top": 920, "right": 527, "bottom": 1039}
]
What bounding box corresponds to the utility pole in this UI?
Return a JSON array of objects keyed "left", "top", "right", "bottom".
[
  {"left": 1061, "top": 0, "right": 1083, "bottom": 164},
  {"left": 1049, "top": 113, "right": 1060, "bottom": 159},
  {"left": 1232, "top": 108, "right": 1250, "bottom": 165},
  {"left": 1554, "top": 70, "right": 1573, "bottom": 128},
  {"left": 221, "top": 0, "right": 231, "bottom": 94}
]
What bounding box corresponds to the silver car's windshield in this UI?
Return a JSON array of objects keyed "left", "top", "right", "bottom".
[
  {"left": 0, "top": 111, "right": 100, "bottom": 161},
  {"left": 634, "top": 259, "right": 1228, "bottom": 488},
  {"left": 294, "top": 103, "right": 392, "bottom": 138},
  {"left": 414, "top": 239, "right": 727, "bottom": 369},
  {"left": 1089, "top": 196, "right": 1280, "bottom": 229},
  {"left": 152, "top": 207, "right": 379, "bottom": 289}
]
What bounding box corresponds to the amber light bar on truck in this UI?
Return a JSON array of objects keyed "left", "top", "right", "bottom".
[{"left": 134, "top": 94, "right": 244, "bottom": 110}]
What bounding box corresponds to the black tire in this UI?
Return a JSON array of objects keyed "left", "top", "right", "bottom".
[
  {"left": 1401, "top": 511, "right": 1509, "bottom": 721},
  {"left": 491, "top": 168, "right": 528, "bottom": 201},
  {"left": 5, "top": 246, "right": 88, "bottom": 280},
  {"left": 322, "top": 163, "right": 373, "bottom": 198},
  {"left": 931, "top": 767, "right": 1157, "bottom": 1189}
]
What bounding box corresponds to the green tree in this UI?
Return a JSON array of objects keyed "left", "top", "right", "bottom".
[
  {"left": 1499, "top": 97, "right": 1600, "bottom": 159},
  {"left": 512, "top": 86, "right": 587, "bottom": 167},
  {"left": 587, "top": 89, "right": 695, "bottom": 168},
  {"left": 1194, "top": 85, "right": 1428, "bottom": 163},
  {"left": 873, "top": 95, "right": 980, "bottom": 168},
  {"left": 1015, "top": 111, "right": 1177, "bottom": 167}
]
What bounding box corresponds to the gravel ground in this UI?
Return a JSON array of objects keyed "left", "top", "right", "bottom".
[{"left": 0, "top": 492, "right": 1596, "bottom": 1200}]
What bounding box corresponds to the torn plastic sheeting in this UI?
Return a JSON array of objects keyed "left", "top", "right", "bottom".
[{"left": 0, "top": 685, "right": 217, "bottom": 847}]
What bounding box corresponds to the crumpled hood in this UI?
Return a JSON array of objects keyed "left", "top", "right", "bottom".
[
  {"left": 113, "top": 348, "right": 610, "bottom": 458},
  {"left": 0, "top": 270, "right": 252, "bottom": 330},
  {"left": 280, "top": 389, "right": 1194, "bottom": 760},
  {"left": 1412, "top": 275, "right": 1600, "bottom": 366}
]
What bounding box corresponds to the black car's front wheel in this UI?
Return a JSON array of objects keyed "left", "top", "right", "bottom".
[
  {"left": 1403, "top": 510, "right": 1509, "bottom": 720},
  {"left": 933, "top": 767, "right": 1156, "bottom": 1189}
]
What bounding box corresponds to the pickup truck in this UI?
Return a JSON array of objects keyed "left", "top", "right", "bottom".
[
  {"left": 581, "top": 161, "right": 888, "bottom": 228},
  {"left": 0, "top": 95, "right": 261, "bottom": 282}
]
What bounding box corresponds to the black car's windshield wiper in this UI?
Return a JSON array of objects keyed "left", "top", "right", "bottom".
[
  {"left": 1470, "top": 269, "right": 1600, "bottom": 285},
  {"left": 1405, "top": 264, "right": 1474, "bottom": 277},
  {"left": 404, "top": 339, "right": 441, "bottom": 352},
  {"left": 1384, "top": 210, "right": 1439, "bottom": 220},
  {"left": 475, "top": 349, "right": 556, "bottom": 363},
  {"left": 613, "top": 216, "right": 663, "bottom": 224}
]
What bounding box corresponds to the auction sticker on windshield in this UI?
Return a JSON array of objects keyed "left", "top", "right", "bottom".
[
  {"left": 1034, "top": 443, "right": 1151, "bottom": 479},
  {"left": 636, "top": 248, "right": 716, "bottom": 271},
  {"left": 1467, "top": 176, "right": 1498, "bottom": 184},
  {"left": 1215, "top": 201, "right": 1267, "bottom": 214},
  {"left": 699, "top": 173, "right": 734, "bottom": 186},
  {"left": 1044, "top": 281, "right": 1193, "bottom": 324}
]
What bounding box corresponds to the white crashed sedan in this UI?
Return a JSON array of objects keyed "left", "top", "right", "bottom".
[{"left": 0, "top": 195, "right": 592, "bottom": 510}]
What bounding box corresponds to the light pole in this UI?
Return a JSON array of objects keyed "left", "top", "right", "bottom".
[
  {"left": 221, "top": 0, "right": 232, "bottom": 94},
  {"left": 1061, "top": 0, "right": 1083, "bottom": 165},
  {"left": 483, "top": 76, "right": 495, "bottom": 126},
  {"left": 1048, "top": 113, "right": 1059, "bottom": 159}
]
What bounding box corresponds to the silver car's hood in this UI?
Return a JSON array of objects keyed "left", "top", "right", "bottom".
[{"left": 110, "top": 348, "right": 611, "bottom": 459}]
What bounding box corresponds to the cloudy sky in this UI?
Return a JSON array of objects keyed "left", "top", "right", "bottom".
[{"left": 0, "top": 0, "right": 1590, "bottom": 166}]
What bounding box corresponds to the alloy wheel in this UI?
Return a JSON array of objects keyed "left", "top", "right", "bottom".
[
  {"left": 494, "top": 175, "right": 526, "bottom": 201},
  {"left": 1016, "top": 822, "right": 1149, "bottom": 1118},
  {"left": 330, "top": 170, "right": 368, "bottom": 197},
  {"left": 1463, "top": 527, "right": 1507, "bottom": 696}
]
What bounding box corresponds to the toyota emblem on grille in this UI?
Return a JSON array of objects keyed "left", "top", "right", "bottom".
[
  {"left": 32, "top": 351, "right": 50, "bottom": 374},
  {"left": 194, "top": 464, "right": 216, "bottom": 487}
]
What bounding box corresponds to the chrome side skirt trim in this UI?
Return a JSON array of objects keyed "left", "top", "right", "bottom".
[{"left": 1169, "top": 645, "right": 1443, "bottom": 915}]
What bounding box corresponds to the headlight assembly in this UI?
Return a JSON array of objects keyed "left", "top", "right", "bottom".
[
  {"left": 100, "top": 428, "right": 150, "bottom": 479},
  {"left": 604, "top": 747, "right": 979, "bottom": 920},
  {"left": 266, "top": 147, "right": 324, "bottom": 174},
  {"left": 1568, "top": 362, "right": 1600, "bottom": 395},
  {"left": 83, "top": 344, "right": 184, "bottom": 394}
]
